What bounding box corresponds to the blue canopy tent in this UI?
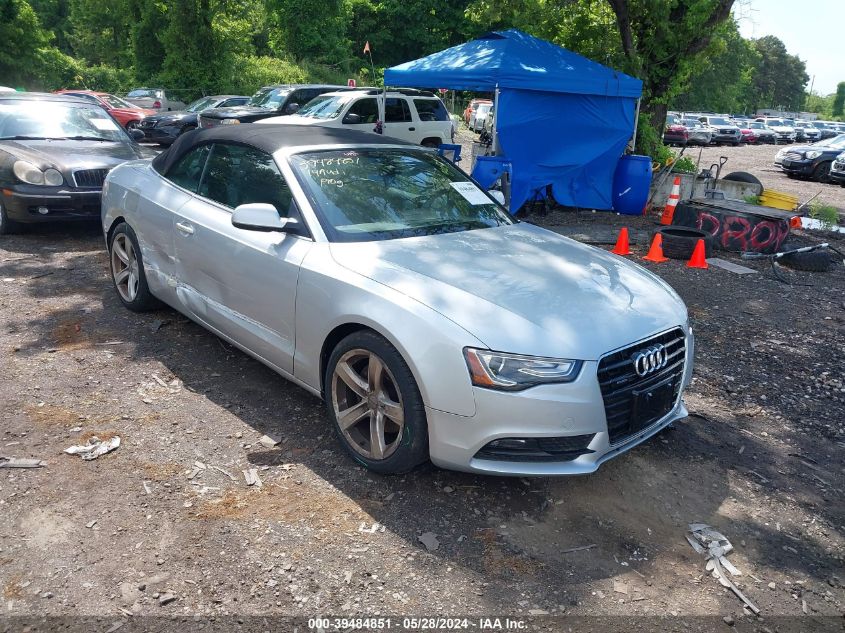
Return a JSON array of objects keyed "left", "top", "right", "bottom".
[{"left": 384, "top": 29, "right": 643, "bottom": 212}]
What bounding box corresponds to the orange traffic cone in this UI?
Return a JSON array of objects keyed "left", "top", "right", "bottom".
[
  {"left": 611, "top": 227, "right": 631, "bottom": 255},
  {"left": 643, "top": 234, "right": 669, "bottom": 263},
  {"left": 687, "top": 239, "right": 708, "bottom": 269},
  {"left": 660, "top": 176, "right": 682, "bottom": 225}
]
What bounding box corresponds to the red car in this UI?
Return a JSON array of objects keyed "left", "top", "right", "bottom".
[
  {"left": 739, "top": 127, "right": 758, "bottom": 144},
  {"left": 53, "top": 90, "right": 156, "bottom": 131}
]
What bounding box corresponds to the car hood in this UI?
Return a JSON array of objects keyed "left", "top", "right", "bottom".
[
  {"left": 0, "top": 139, "right": 144, "bottom": 174},
  {"left": 256, "top": 115, "right": 327, "bottom": 126},
  {"left": 200, "top": 106, "right": 274, "bottom": 119},
  {"left": 330, "top": 223, "right": 688, "bottom": 360},
  {"left": 769, "top": 125, "right": 793, "bottom": 133},
  {"left": 788, "top": 143, "right": 842, "bottom": 155},
  {"left": 146, "top": 111, "right": 196, "bottom": 124},
  {"left": 112, "top": 107, "right": 156, "bottom": 117}
]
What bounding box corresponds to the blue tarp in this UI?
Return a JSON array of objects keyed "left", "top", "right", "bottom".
[{"left": 384, "top": 29, "right": 643, "bottom": 211}]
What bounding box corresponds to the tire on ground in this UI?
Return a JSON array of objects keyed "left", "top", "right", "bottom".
[
  {"left": 324, "top": 330, "right": 429, "bottom": 475},
  {"left": 722, "top": 171, "right": 762, "bottom": 188},
  {"left": 108, "top": 222, "right": 161, "bottom": 311},
  {"left": 653, "top": 226, "right": 714, "bottom": 260},
  {"left": 779, "top": 250, "right": 831, "bottom": 272},
  {"left": 0, "top": 202, "right": 22, "bottom": 236}
]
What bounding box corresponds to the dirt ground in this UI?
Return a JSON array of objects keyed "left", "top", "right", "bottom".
[{"left": 1, "top": 165, "right": 845, "bottom": 631}]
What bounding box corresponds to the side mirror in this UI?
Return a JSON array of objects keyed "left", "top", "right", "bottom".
[
  {"left": 285, "top": 102, "right": 300, "bottom": 114},
  {"left": 129, "top": 128, "right": 145, "bottom": 141},
  {"left": 343, "top": 113, "right": 362, "bottom": 125},
  {"left": 231, "top": 203, "right": 297, "bottom": 232}
]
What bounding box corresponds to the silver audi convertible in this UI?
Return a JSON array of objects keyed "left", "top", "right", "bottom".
[{"left": 102, "top": 125, "right": 694, "bottom": 476}]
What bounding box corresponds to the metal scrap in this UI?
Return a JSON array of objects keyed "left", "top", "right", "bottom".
[
  {"left": 64, "top": 436, "right": 121, "bottom": 461},
  {"left": 0, "top": 456, "right": 45, "bottom": 468},
  {"left": 243, "top": 468, "right": 262, "bottom": 488},
  {"left": 686, "top": 523, "right": 760, "bottom": 615}
]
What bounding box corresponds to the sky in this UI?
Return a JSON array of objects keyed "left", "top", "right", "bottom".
[{"left": 734, "top": 0, "right": 840, "bottom": 95}]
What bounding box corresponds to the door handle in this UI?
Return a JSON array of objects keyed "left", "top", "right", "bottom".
[
  {"left": 408, "top": 127, "right": 416, "bottom": 131},
  {"left": 175, "top": 221, "right": 194, "bottom": 235}
]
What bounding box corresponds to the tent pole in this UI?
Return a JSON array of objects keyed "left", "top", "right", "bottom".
[
  {"left": 492, "top": 84, "right": 500, "bottom": 155},
  {"left": 629, "top": 97, "right": 641, "bottom": 153}
]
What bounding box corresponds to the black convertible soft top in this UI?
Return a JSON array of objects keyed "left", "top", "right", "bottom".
[{"left": 151, "top": 124, "right": 416, "bottom": 174}]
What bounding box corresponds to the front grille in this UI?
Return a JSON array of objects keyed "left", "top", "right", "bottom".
[
  {"left": 719, "top": 129, "right": 736, "bottom": 134},
  {"left": 72, "top": 168, "right": 109, "bottom": 188},
  {"left": 782, "top": 152, "right": 802, "bottom": 162},
  {"left": 597, "top": 328, "right": 686, "bottom": 446},
  {"left": 474, "top": 434, "right": 596, "bottom": 463}
]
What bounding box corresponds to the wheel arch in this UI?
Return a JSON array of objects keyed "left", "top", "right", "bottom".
[{"left": 105, "top": 215, "right": 126, "bottom": 248}]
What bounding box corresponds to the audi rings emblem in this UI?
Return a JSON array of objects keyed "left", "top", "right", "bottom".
[{"left": 632, "top": 344, "right": 668, "bottom": 377}]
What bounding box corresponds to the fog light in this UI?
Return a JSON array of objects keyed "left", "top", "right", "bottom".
[{"left": 37, "top": 206, "right": 49, "bottom": 215}]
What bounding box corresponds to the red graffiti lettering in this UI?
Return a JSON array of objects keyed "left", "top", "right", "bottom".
[
  {"left": 696, "top": 212, "right": 721, "bottom": 236},
  {"left": 750, "top": 221, "right": 778, "bottom": 251},
  {"left": 720, "top": 216, "right": 751, "bottom": 251}
]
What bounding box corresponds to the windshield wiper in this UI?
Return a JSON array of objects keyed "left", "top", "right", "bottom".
[
  {"left": 55, "top": 135, "right": 114, "bottom": 142},
  {"left": 0, "top": 135, "right": 53, "bottom": 141}
]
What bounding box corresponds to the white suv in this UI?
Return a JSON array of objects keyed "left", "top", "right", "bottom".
[{"left": 257, "top": 89, "right": 453, "bottom": 147}]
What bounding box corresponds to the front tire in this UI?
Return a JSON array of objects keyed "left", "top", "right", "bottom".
[
  {"left": 812, "top": 162, "right": 831, "bottom": 183},
  {"left": 125, "top": 120, "right": 140, "bottom": 131},
  {"left": 0, "top": 202, "right": 22, "bottom": 236},
  {"left": 325, "top": 330, "right": 428, "bottom": 474},
  {"left": 108, "top": 222, "right": 160, "bottom": 312}
]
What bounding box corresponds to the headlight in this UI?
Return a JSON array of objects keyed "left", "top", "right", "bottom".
[
  {"left": 464, "top": 348, "right": 582, "bottom": 391},
  {"left": 220, "top": 119, "right": 240, "bottom": 125},
  {"left": 805, "top": 151, "right": 822, "bottom": 159},
  {"left": 12, "top": 160, "right": 63, "bottom": 186}
]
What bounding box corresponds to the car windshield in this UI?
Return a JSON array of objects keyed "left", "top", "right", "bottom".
[
  {"left": 291, "top": 149, "right": 514, "bottom": 242},
  {"left": 296, "top": 95, "right": 352, "bottom": 119},
  {"left": 709, "top": 118, "right": 731, "bottom": 125},
  {"left": 681, "top": 119, "right": 701, "bottom": 127},
  {"left": 816, "top": 135, "right": 845, "bottom": 149},
  {"left": 186, "top": 96, "right": 218, "bottom": 112},
  {"left": 0, "top": 100, "right": 129, "bottom": 141},
  {"left": 767, "top": 119, "right": 785, "bottom": 126},
  {"left": 749, "top": 123, "right": 765, "bottom": 129},
  {"left": 477, "top": 105, "right": 492, "bottom": 115},
  {"left": 102, "top": 94, "right": 135, "bottom": 109},
  {"left": 249, "top": 88, "right": 290, "bottom": 110},
  {"left": 127, "top": 89, "right": 160, "bottom": 99}
]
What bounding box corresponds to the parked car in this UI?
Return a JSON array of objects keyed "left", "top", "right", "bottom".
[
  {"left": 663, "top": 114, "right": 688, "bottom": 146},
  {"left": 469, "top": 102, "right": 493, "bottom": 133},
  {"left": 793, "top": 121, "right": 821, "bottom": 143},
  {"left": 139, "top": 94, "right": 249, "bottom": 145},
  {"left": 828, "top": 152, "right": 845, "bottom": 187},
  {"left": 54, "top": 89, "right": 156, "bottom": 131},
  {"left": 125, "top": 88, "right": 186, "bottom": 112},
  {"left": 756, "top": 118, "right": 795, "bottom": 144},
  {"left": 783, "top": 119, "right": 806, "bottom": 143},
  {"left": 463, "top": 98, "right": 492, "bottom": 126},
  {"left": 774, "top": 134, "right": 845, "bottom": 182},
  {"left": 0, "top": 87, "right": 15, "bottom": 93},
  {"left": 809, "top": 121, "right": 838, "bottom": 140},
  {"left": 679, "top": 118, "right": 713, "bottom": 145},
  {"left": 0, "top": 92, "right": 148, "bottom": 235},
  {"left": 746, "top": 121, "right": 777, "bottom": 144},
  {"left": 101, "top": 124, "right": 693, "bottom": 475},
  {"left": 258, "top": 89, "right": 453, "bottom": 147},
  {"left": 698, "top": 115, "right": 741, "bottom": 145},
  {"left": 198, "top": 84, "right": 350, "bottom": 128}
]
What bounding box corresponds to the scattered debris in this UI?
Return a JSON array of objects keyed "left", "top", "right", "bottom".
[
  {"left": 686, "top": 523, "right": 759, "bottom": 615},
  {"left": 158, "top": 592, "right": 177, "bottom": 606},
  {"left": 64, "top": 436, "right": 120, "bottom": 461},
  {"left": 418, "top": 532, "right": 440, "bottom": 552},
  {"left": 243, "top": 468, "right": 262, "bottom": 488},
  {"left": 0, "top": 456, "right": 45, "bottom": 468},
  {"left": 612, "top": 579, "right": 628, "bottom": 595},
  {"left": 85, "top": 520, "right": 98, "bottom": 529},
  {"left": 358, "top": 522, "right": 385, "bottom": 534},
  {"left": 561, "top": 544, "right": 597, "bottom": 554},
  {"left": 258, "top": 434, "right": 282, "bottom": 448},
  {"left": 279, "top": 463, "right": 296, "bottom": 471},
  {"left": 142, "top": 481, "right": 152, "bottom": 495},
  {"left": 150, "top": 319, "right": 170, "bottom": 333},
  {"left": 705, "top": 258, "right": 757, "bottom": 274},
  {"left": 210, "top": 465, "right": 236, "bottom": 481},
  {"left": 343, "top": 570, "right": 352, "bottom": 584}
]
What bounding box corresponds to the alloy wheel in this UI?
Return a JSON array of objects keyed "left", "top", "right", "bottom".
[
  {"left": 331, "top": 349, "right": 405, "bottom": 461},
  {"left": 111, "top": 233, "right": 140, "bottom": 302}
]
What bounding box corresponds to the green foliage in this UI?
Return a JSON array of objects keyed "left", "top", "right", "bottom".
[
  {"left": 808, "top": 202, "right": 840, "bottom": 231},
  {"left": 217, "top": 55, "right": 308, "bottom": 95},
  {"left": 133, "top": 0, "right": 166, "bottom": 81},
  {"left": 0, "top": 0, "right": 51, "bottom": 86},
  {"left": 747, "top": 35, "right": 809, "bottom": 111},
  {"left": 673, "top": 156, "right": 697, "bottom": 174},
  {"left": 833, "top": 82, "right": 845, "bottom": 118},
  {"left": 269, "top": 0, "right": 348, "bottom": 64},
  {"left": 635, "top": 113, "right": 671, "bottom": 163},
  {"left": 743, "top": 194, "right": 760, "bottom": 205}
]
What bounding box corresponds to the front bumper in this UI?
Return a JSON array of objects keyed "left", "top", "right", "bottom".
[
  {"left": 140, "top": 124, "right": 182, "bottom": 144},
  {"left": 1, "top": 185, "right": 101, "bottom": 223},
  {"left": 777, "top": 158, "right": 816, "bottom": 177},
  {"left": 829, "top": 167, "right": 845, "bottom": 184},
  {"left": 712, "top": 133, "right": 740, "bottom": 143},
  {"left": 427, "top": 327, "right": 694, "bottom": 476}
]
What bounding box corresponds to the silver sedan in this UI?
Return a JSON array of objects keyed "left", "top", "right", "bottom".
[{"left": 102, "top": 124, "right": 694, "bottom": 476}]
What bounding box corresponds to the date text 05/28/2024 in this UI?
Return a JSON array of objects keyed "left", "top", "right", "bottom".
[{"left": 307, "top": 617, "right": 528, "bottom": 630}]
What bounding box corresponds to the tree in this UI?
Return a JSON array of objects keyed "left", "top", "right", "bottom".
[
  {"left": 605, "top": 0, "right": 736, "bottom": 133},
  {"left": 0, "top": 0, "right": 52, "bottom": 86},
  {"left": 747, "top": 35, "right": 808, "bottom": 111},
  {"left": 67, "top": 0, "right": 135, "bottom": 67},
  {"left": 158, "top": 0, "right": 223, "bottom": 98},
  {"left": 833, "top": 82, "right": 845, "bottom": 118},
  {"left": 268, "top": 0, "right": 348, "bottom": 64},
  {"left": 133, "top": 0, "right": 167, "bottom": 81}
]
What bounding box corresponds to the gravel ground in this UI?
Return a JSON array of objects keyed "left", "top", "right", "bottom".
[{"left": 1, "top": 131, "right": 845, "bottom": 631}]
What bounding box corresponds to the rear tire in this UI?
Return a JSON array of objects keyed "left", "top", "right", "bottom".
[
  {"left": 108, "top": 222, "right": 160, "bottom": 312},
  {"left": 325, "top": 330, "right": 429, "bottom": 474},
  {"left": 722, "top": 171, "right": 762, "bottom": 187},
  {"left": 812, "top": 162, "right": 831, "bottom": 183}
]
